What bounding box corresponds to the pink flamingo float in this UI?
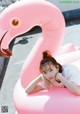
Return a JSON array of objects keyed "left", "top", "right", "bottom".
[{"left": 0, "top": 0, "right": 80, "bottom": 114}]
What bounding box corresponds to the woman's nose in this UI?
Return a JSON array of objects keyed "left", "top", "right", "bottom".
[{"left": 47, "top": 72, "right": 51, "bottom": 77}]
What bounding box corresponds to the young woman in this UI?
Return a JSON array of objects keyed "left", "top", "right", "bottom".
[{"left": 25, "top": 50, "right": 80, "bottom": 95}]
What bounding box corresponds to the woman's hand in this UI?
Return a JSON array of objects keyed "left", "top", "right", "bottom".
[
  {"left": 54, "top": 73, "right": 80, "bottom": 95},
  {"left": 49, "top": 77, "right": 63, "bottom": 87},
  {"left": 54, "top": 73, "right": 62, "bottom": 83}
]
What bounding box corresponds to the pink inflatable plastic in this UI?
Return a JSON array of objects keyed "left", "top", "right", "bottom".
[{"left": 0, "top": 0, "right": 80, "bottom": 114}]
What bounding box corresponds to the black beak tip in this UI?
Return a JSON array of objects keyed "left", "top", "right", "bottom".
[{"left": 0, "top": 49, "right": 12, "bottom": 57}]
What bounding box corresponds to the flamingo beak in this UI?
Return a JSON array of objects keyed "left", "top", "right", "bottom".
[
  {"left": 0, "top": 29, "right": 12, "bottom": 58},
  {"left": 0, "top": 48, "right": 12, "bottom": 58}
]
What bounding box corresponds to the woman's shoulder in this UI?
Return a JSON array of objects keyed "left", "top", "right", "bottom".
[
  {"left": 62, "top": 64, "right": 76, "bottom": 70},
  {"left": 62, "top": 64, "right": 78, "bottom": 77},
  {"left": 62, "top": 64, "right": 80, "bottom": 85}
]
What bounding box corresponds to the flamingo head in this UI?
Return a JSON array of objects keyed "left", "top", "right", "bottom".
[{"left": 0, "top": 1, "right": 38, "bottom": 57}]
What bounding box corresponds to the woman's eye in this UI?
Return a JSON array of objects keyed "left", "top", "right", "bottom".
[
  {"left": 49, "top": 69, "right": 53, "bottom": 72},
  {"left": 43, "top": 72, "right": 46, "bottom": 74},
  {"left": 44, "top": 72, "right": 46, "bottom": 74}
]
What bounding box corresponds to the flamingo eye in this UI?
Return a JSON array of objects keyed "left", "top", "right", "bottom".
[{"left": 12, "top": 19, "right": 19, "bottom": 26}]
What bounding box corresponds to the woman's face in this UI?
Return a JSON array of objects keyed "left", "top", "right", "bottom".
[{"left": 41, "top": 61, "right": 59, "bottom": 79}]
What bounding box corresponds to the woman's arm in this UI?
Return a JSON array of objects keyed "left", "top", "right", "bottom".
[
  {"left": 25, "top": 75, "right": 52, "bottom": 94},
  {"left": 25, "top": 75, "right": 43, "bottom": 94},
  {"left": 56, "top": 73, "right": 80, "bottom": 96}
]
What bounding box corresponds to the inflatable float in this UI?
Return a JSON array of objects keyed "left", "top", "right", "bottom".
[{"left": 0, "top": 0, "right": 80, "bottom": 114}]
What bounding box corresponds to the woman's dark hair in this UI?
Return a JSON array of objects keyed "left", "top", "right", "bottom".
[{"left": 40, "top": 50, "right": 63, "bottom": 73}]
